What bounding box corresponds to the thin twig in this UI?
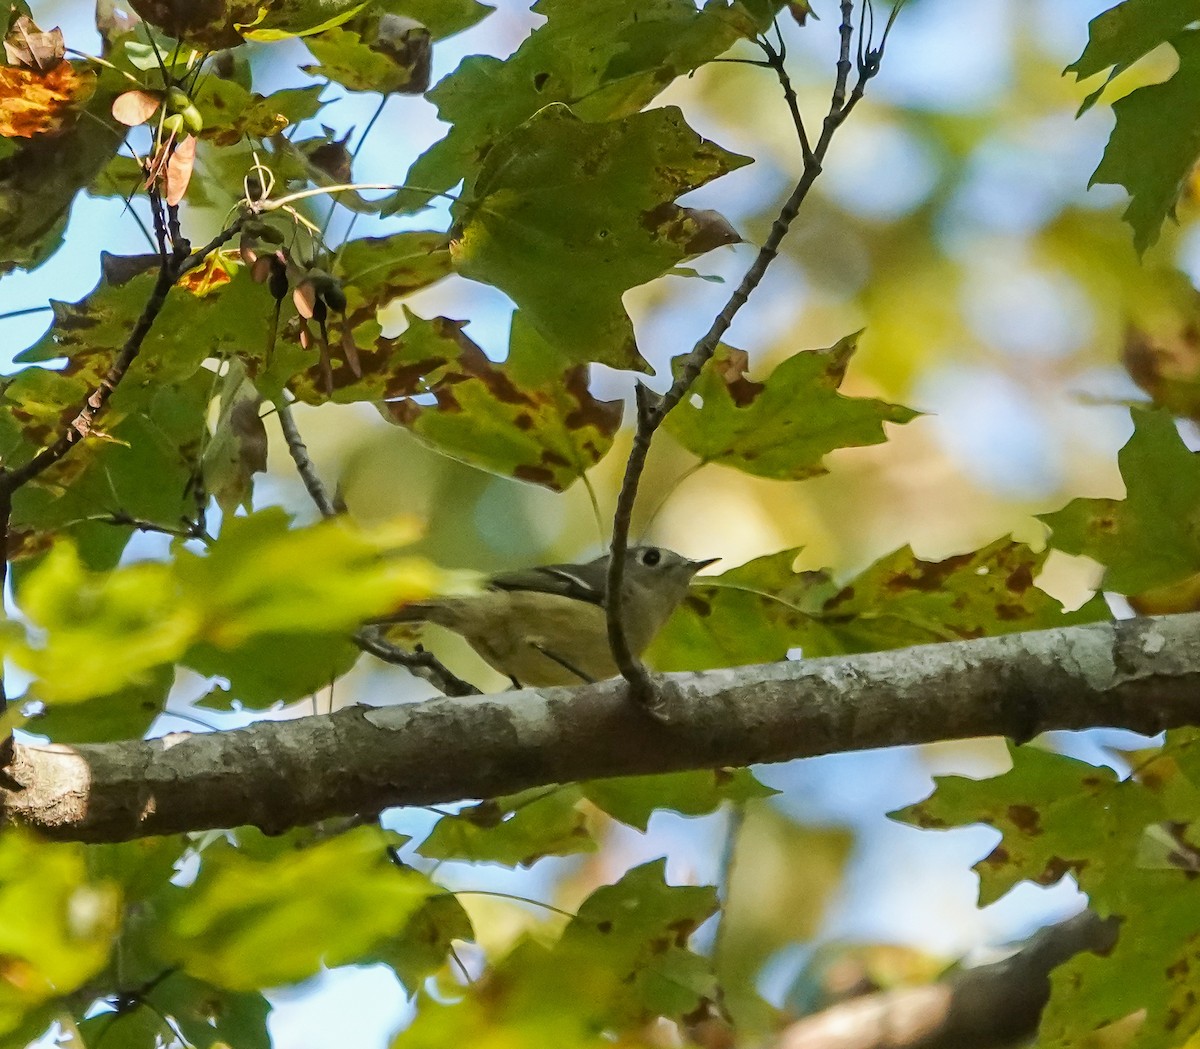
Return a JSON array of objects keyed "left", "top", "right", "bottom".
[
  {"left": 354, "top": 627, "right": 480, "bottom": 698},
  {"left": 275, "top": 400, "right": 339, "bottom": 519},
  {"left": 84, "top": 511, "right": 211, "bottom": 543},
  {"left": 758, "top": 32, "right": 812, "bottom": 161},
  {"left": 607, "top": 0, "right": 893, "bottom": 711},
  {"left": 0, "top": 484, "right": 11, "bottom": 771},
  {"left": 274, "top": 401, "right": 479, "bottom": 697},
  {"left": 0, "top": 211, "right": 248, "bottom": 495}
]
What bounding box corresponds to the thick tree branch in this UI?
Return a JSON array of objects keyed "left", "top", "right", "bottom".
[
  {"left": 3, "top": 613, "right": 1197, "bottom": 844},
  {"left": 776, "top": 910, "right": 1118, "bottom": 1049}
]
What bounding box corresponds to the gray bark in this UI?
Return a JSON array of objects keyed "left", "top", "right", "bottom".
[{"left": 4, "top": 612, "right": 1198, "bottom": 843}]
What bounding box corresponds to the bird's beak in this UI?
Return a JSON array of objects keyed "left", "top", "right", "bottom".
[{"left": 689, "top": 557, "right": 720, "bottom": 573}]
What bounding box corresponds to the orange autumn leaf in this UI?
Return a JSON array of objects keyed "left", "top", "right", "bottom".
[
  {"left": 0, "top": 61, "right": 96, "bottom": 138},
  {"left": 177, "top": 253, "right": 235, "bottom": 297}
]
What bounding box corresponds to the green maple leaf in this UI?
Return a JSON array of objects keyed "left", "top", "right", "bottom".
[
  {"left": 1041, "top": 407, "right": 1200, "bottom": 595},
  {"left": 1086, "top": 28, "right": 1200, "bottom": 253},
  {"left": 664, "top": 336, "right": 918, "bottom": 480},
  {"left": 405, "top": 0, "right": 782, "bottom": 204},
  {"left": 897, "top": 731, "right": 1200, "bottom": 1049},
  {"left": 1066, "top": 0, "right": 1200, "bottom": 109},
  {"left": 450, "top": 104, "right": 748, "bottom": 369},
  {"left": 416, "top": 787, "right": 596, "bottom": 867}
]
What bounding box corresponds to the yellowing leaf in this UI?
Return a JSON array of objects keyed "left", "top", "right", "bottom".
[
  {"left": 0, "top": 61, "right": 96, "bottom": 138},
  {"left": 165, "top": 826, "right": 439, "bottom": 990},
  {"left": 0, "top": 829, "right": 119, "bottom": 1040}
]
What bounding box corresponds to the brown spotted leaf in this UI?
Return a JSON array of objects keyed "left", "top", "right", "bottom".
[
  {"left": 0, "top": 61, "right": 96, "bottom": 138},
  {"left": 291, "top": 309, "right": 622, "bottom": 491},
  {"left": 407, "top": 0, "right": 786, "bottom": 208},
  {"left": 449, "top": 104, "right": 748, "bottom": 370},
  {"left": 1040, "top": 408, "right": 1200, "bottom": 596},
  {"left": 664, "top": 335, "right": 918, "bottom": 480},
  {"left": 892, "top": 742, "right": 1163, "bottom": 907},
  {"left": 333, "top": 229, "right": 453, "bottom": 335},
  {"left": 894, "top": 728, "right": 1200, "bottom": 1049},
  {"left": 813, "top": 538, "right": 1110, "bottom": 656},
  {"left": 128, "top": 0, "right": 259, "bottom": 47},
  {"left": 649, "top": 549, "right": 837, "bottom": 673}
]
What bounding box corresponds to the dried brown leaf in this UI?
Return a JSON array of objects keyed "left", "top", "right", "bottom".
[
  {"left": 164, "top": 133, "right": 196, "bottom": 205},
  {"left": 4, "top": 14, "right": 64, "bottom": 70}
]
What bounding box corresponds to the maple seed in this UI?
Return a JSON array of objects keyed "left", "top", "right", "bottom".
[{"left": 111, "top": 89, "right": 160, "bottom": 127}]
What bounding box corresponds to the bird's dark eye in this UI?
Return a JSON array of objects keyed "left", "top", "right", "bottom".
[{"left": 641, "top": 548, "right": 662, "bottom": 567}]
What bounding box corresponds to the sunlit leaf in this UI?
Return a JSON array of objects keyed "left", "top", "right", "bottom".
[
  {"left": 11, "top": 507, "right": 456, "bottom": 703},
  {"left": 417, "top": 787, "right": 596, "bottom": 867},
  {"left": 0, "top": 829, "right": 120, "bottom": 1040},
  {"left": 0, "top": 87, "right": 122, "bottom": 271},
  {"left": 0, "top": 61, "right": 95, "bottom": 138},
  {"left": 165, "top": 825, "right": 439, "bottom": 989}
]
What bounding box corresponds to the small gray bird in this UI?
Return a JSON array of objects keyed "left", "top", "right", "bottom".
[{"left": 379, "top": 546, "right": 717, "bottom": 687}]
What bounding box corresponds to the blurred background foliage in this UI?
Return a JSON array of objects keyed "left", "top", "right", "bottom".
[{"left": 3, "top": 0, "right": 1198, "bottom": 1046}]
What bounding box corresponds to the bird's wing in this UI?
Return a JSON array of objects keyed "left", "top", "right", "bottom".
[{"left": 488, "top": 557, "right": 608, "bottom": 605}]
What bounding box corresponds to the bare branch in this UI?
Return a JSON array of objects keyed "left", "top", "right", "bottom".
[
  {"left": 777, "top": 910, "right": 1118, "bottom": 1049},
  {"left": 275, "top": 400, "right": 339, "bottom": 520},
  {"left": 606, "top": 1, "right": 895, "bottom": 710},
  {"left": 4, "top": 612, "right": 1196, "bottom": 843},
  {"left": 354, "top": 626, "right": 480, "bottom": 699}
]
